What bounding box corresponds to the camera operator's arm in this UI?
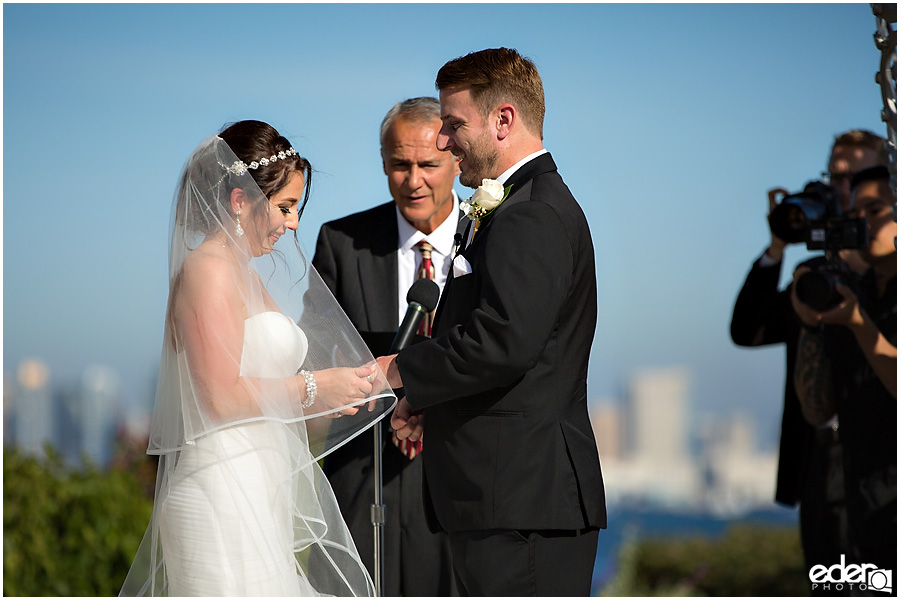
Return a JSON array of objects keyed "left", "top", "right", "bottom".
[
  {"left": 730, "top": 188, "right": 791, "bottom": 346},
  {"left": 819, "top": 283, "right": 897, "bottom": 398},
  {"left": 763, "top": 188, "right": 790, "bottom": 263},
  {"left": 791, "top": 268, "right": 837, "bottom": 426}
]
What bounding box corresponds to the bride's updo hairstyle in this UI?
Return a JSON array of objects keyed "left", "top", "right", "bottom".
[
  {"left": 219, "top": 120, "right": 312, "bottom": 210},
  {"left": 174, "top": 120, "right": 312, "bottom": 242},
  {"left": 219, "top": 120, "right": 312, "bottom": 235}
]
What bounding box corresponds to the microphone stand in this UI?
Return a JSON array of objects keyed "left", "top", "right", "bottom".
[
  {"left": 372, "top": 424, "right": 386, "bottom": 596},
  {"left": 370, "top": 340, "right": 410, "bottom": 597},
  {"left": 370, "top": 281, "right": 437, "bottom": 596}
]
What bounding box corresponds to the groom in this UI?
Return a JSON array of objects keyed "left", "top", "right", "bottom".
[{"left": 378, "top": 47, "right": 606, "bottom": 595}]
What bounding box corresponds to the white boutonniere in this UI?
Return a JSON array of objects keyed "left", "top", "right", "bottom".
[{"left": 461, "top": 179, "right": 513, "bottom": 221}]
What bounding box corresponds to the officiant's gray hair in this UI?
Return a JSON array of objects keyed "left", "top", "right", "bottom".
[{"left": 380, "top": 97, "right": 441, "bottom": 151}]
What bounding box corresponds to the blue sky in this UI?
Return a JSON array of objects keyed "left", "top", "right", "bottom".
[{"left": 3, "top": 3, "right": 889, "bottom": 446}]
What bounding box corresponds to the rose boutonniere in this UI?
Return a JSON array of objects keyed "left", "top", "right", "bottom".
[{"left": 461, "top": 179, "right": 513, "bottom": 221}]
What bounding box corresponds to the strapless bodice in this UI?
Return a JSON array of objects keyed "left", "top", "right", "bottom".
[{"left": 239, "top": 312, "right": 308, "bottom": 378}]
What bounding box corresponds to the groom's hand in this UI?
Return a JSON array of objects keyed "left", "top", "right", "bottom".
[
  {"left": 391, "top": 396, "right": 424, "bottom": 441},
  {"left": 376, "top": 354, "right": 403, "bottom": 388}
]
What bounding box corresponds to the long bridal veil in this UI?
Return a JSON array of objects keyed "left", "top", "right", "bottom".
[{"left": 120, "top": 134, "right": 396, "bottom": 596}]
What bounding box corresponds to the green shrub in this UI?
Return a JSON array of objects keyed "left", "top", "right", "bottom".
[
  {"left": 3, "top": 446, "right": 153, "bottom": 596},
  {"left": 601, "top": 523, "right": 808, "bottom": 596}
]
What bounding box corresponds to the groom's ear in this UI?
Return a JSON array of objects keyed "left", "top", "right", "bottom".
[{"left": 496, "top": 104, "right": 515, "bottom": 141}]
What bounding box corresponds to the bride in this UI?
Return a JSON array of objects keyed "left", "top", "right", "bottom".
[{"left": 120, "top": 121, "right": 396, "bottom": 596}]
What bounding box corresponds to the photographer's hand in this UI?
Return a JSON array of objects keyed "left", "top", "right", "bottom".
[
  {"left": 766, "top": 188, "right": 790, "bottom": 261},
  {"left": 818, "top": 283, "right": 862, "bottom": 327},
  {"left": 790, "top": 266, "right": 822, "bottom": 328},
  {"left": 790, "top": 270, "right": 862, "bottom": 328},
  {"left": 791, "top": 273, "right": 896, "bottom": 399}
]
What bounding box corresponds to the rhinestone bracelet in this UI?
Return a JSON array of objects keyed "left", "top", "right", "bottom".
[{"left": 299, "top": 370, "right": 317, "bottom": 408}]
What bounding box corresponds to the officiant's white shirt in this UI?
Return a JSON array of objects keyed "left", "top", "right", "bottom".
[{"left": 395, "top": 191, "right": 460, "bottom": 325}]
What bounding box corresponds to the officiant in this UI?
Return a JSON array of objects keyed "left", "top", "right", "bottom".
[{"left": 311, "top": 97, "right": 461, "bottom": 596}]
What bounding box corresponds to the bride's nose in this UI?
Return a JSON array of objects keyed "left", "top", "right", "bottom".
[{"left": 285, "top": 211, "right": 299, "bottom": 231}]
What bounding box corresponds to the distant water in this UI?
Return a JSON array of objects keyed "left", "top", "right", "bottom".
[{"left": 590, "top": 506, "right": 798, "bottom": 593}]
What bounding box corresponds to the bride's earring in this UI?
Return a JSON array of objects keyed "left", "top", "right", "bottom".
[{"left": 235, "top": 209, "right": 244, "bottom": 237}]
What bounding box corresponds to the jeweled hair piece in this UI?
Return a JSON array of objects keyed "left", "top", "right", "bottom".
[{"left": 223, "top": 147, "right": 298, "bottom": 176}]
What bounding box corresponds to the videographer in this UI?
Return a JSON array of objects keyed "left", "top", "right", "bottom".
[
  {"left": 730, "top": 130, "right": 889, "bottom": 591},
  {"left": 792, "top": 165, "right": 896, "bottom": 580}
]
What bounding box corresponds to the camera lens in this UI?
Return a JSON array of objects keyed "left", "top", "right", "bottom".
[
  {"left": 769, "top": 203, "right": 808, "bottom": 243},
  {"left": 795, "top": 270, "right": 844, "bottom": 312},
  {"left": 769, "top": 188, "right": 834, "bottom": 245}
]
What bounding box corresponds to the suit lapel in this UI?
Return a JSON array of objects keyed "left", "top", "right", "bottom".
[
  {"left": 357, "top": 204, "right": 400, "bottom": 329},
  {"left": 428, "top": 210, "right": 469, "bottom": 331},
  {"left": 456, "top": 218, "right": 473, "bottom": 258},
  {"left": 489, "top": 152, "right": 556, "bottom": 221},
  {"left": 462, "top": 152, "right": 557, "bottom": 247}
]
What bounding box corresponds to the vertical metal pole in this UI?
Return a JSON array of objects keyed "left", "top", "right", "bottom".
[
  {"left": 373, "top": 281, "right": 436, "bottom": 596},
  {"left": 371, "top": 425, "right": 385, "bottom": 596}
]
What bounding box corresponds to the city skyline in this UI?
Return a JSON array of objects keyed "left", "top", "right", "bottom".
[
  {"left": 5, "top": 358, "right": 127, "bottom": 468},
  {"left": 6, "top": 357, "right": 782, "bottom": 454},
  {"left": 591, "top": 366, "right": 779, "bottom": 515}
]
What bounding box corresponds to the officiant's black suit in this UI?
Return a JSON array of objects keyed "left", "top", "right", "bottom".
[
  {"left": 312, "top": 201, "right": 458, "bottom": 596},
  {"left": 396, "top": 153, "right": 607, "bottom": 594}
]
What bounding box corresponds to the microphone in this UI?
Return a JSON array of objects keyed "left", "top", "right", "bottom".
[{"left": 390, "top": 278, "right": 440, "bottom": 353}]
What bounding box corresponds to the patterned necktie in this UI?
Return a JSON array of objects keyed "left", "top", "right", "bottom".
[
  {"left": 390, "top": 240, "right": 434, "bottom": 460},
  {"left": 415, "top": 241, "right": 435, "bottom": 336}
]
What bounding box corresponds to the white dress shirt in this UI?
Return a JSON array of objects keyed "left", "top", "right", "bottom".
[
  {"left": 496, "top": 148, "right": 548, "bottom": 185},
  {"left": 395, "top": 191, "right": 461, "bottom": 325}
]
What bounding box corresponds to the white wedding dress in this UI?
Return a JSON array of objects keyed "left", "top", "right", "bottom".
[
  {"left": 121, "top": 135, "right": 391, "bottom": 598},
  {"left": 157, "top": 313, "right": 326, "bottom": 596}
]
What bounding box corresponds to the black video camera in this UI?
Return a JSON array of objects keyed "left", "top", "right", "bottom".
[
  {"left": 769, "top": 181, "right": 870, "bottom": 311},
  {"left": 768, "top": 181, "right": 868, "bottom": 250}
]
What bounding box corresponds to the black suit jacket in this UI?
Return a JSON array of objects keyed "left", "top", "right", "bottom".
[
  {"left": 313, "top": 201, "right": 401, "bottom": 355},
  {"left": 396, "top": 153, "right": 607, "bottom": 533},
  {"left": 730, "top": 253, "right": 830, "bottom": 506}
]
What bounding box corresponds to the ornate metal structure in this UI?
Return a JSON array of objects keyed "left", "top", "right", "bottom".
[{"left": 871, "top": 3, "right": 897, "bottom": 193}]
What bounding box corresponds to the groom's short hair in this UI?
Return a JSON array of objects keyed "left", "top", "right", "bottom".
[{"left": 436, "top": 47, "right": 545, "bottom": 140}]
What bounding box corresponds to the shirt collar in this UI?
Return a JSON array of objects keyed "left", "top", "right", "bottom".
[
  {"left": 396, "top": 190, "right": 460, "bottom": 256},
  {"left": 496, "top": 148, "right": 548, "bottom": 185}
]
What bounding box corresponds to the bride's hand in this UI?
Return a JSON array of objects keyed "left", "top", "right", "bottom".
[{"left": 312, "top": 364, "right": 376, "bottom": 416}]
